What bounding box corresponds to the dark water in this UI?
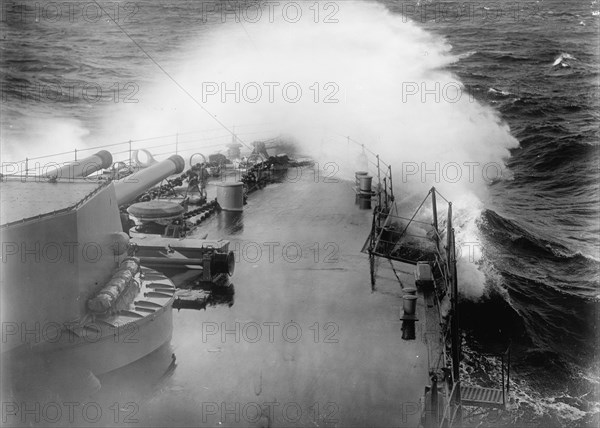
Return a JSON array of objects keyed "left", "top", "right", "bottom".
[
  {"left": 387, "top": 1, "right": 599, "bottom": 425},
  {"left": 1, "top": 0, "right": 599, "bottom": 426}
]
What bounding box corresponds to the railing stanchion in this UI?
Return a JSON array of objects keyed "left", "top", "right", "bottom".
[
  {"left": 450, "top": 226, "right": 462, "bottom": 424},
  {"left": 507, "top": 346, "right": 511, "bottom": 393},
  {"left": 447, "top": 202, "right": 452, "bottom": 264},
  {"left": 74, "top": 148, "right": 77, "bottom": 161},
  {"left": 377, "top": 154, "right": 381, "bottom": 209},
  {"left": 128, "top": 140, "right": 132, "bottom": 165},
  {"left": 502, "top": 354, "right": 505, "bottom": 405},
  {"left": 432, "top": 187, "right": 439, "bottom": 252},
  {"left": 388, "top": 165, "right": 393, "bottom": 201},
  {"left": 383, "top": 177, "right": 388, "bottom": 212}
]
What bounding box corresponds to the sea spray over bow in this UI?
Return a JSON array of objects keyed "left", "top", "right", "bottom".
[
  {"left": 102, "top": 1, "right": 518, "bottom": 298},
  {"left": 2, "top": 1, "right": 519, "bottom": 298}
]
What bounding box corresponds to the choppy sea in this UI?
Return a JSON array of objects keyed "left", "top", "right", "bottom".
[{"left": 1, "top": 0, "right": 598, "bottom": 426}]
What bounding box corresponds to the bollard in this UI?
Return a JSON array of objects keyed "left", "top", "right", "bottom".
[
  {"left": 217, "top": 182, "right": 244, "bottom": 211},
  {"left": 403, "top": 295, "right": 417, "bottom": 315},
  {"left": 355, "top": 171, "right": 368, "bottom": 187},
  {"left": 359, "top": 175, "right": 373, "bottom": 193}
]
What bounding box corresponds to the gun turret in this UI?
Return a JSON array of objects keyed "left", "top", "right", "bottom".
[
  {"left": 114, "top": 155, "right": 185, "bottom": 206},
  {"left": 44, "top": 150, "right": 113, "bottom": 180}
]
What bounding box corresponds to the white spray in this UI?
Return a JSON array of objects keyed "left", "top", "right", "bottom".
[{"left": 9, "top": 1, "right": 520, "bottom": 298}]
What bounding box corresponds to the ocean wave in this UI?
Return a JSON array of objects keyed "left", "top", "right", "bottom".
[
  {"left": 460, "top": 336, "right": 597, "bottom": 426},
  {"left": 484, "top": 52, "right": 532, "bottom": 62},
  {"left": 505, "top": 379, "right": 594, "bottom": 427},
  {"left": 487, "top": 87, "right": 512, "bottom": 97},
  {"left": 460, "top": 343, "right": 599, "bottom": 427},
  {"left": 478, "top": 209, "right": 600, "bottom": 298},
  {"left": 457, "top": 50, "right": 477, "bottom": 60},
  {"left": 458, "top": 276, "right": 598, "bottom": 427},
  {"left": 552, "top": 53, "right": 576, "bottom": 67},
  {"left": 479, "top": 209, "right": 594, "bottom": 262}
]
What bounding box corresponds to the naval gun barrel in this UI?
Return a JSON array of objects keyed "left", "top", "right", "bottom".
[
  {"left": 114, "top": 154, "right": 185, "bottom": 206},
  {"left": 45, "top": 150, "right": 113, "bottom": 179},
  {"left": 138, "top": 251, "right": 235, "bottom": 278}
]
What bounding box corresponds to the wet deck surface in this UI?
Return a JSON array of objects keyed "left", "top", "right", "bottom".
[
  {"left": 2, "top": 167, "right": 430, "bottom": 427},
  {"left": 136, "top": 169, "right": 430, "bottom": 427}
]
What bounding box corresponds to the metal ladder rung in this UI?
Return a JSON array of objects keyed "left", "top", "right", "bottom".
[{"left": 461, "top": 385, "right": 505, "bottom": 408}]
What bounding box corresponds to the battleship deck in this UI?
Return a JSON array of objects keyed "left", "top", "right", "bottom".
[
  {"left": 131, "top": 167, "right": 432, "bottom": 427},
  {"left": 1, "top": 167, "right": 436, "bottom": 427}
]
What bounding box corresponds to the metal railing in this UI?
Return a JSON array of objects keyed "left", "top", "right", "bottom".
[
  {"left": 0, "top": 126, "right": 276, "bottom": 177},
  {"left": 349, "top": 138, "right": 465, "bottom": 428}
]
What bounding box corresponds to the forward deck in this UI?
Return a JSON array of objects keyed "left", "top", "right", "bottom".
[
  {"left": 1, "top": 157, "right": 505, "bottom": 427},
  {"left": 132, "top": 167, "right": 431, "bottom": 427}
]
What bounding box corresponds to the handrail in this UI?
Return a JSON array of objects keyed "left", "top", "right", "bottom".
[
  {"left": 370, "top": 205, "right": 396, "bottom": 253},
  {"left": 476, "top": 342, "right": 511, "bottom": 404},
  {"left": 0, "top": 126, "right": 280, "bottom": 176},
  {"left": 353, "top": 140, "right": 475, "bottom": 428},
  {"left": 387, "top": 190, "right": 432, "bottom": 255},
  {"left": 365, "top": 176, "right": 464, "bottom": 427}
]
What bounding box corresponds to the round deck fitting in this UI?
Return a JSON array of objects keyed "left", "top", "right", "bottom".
[{"left": 127, "top": 200, "right": 185, "bottom": 221}]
